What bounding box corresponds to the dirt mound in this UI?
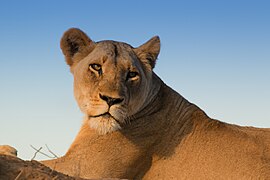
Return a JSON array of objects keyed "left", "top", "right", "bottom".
[{"left": 0, "top": 155, "right": 87, "bottom": 180}]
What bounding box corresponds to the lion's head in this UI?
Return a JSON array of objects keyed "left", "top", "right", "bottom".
[{"left": 60, "top": 28, "right": 160, "bottom": 134}]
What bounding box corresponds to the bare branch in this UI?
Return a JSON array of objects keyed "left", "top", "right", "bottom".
[
  {"left": 14, "top": 170, "right": 23, "bottom": 180},
  {"left": 30, "top": 146, "right": 43, "bottom": 161},
  {"left": 45, "top": 144, "right": 58, "bottom": 158},
  {"left": 30, "top": 145, "right": 55, "bottom": 160}
]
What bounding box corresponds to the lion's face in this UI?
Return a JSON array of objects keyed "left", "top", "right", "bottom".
[{"left": 60, "top": 28, "right": 160, "bottom": 134}]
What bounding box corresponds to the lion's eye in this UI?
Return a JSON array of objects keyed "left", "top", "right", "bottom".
[
  {"left": 90, "top": 64, "right": 102, "bottom": 72},
  {"left": 127, "top": 71, "right": 139, "bottom": 80}
]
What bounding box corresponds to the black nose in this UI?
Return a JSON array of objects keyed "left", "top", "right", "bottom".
[{"left": 99, "top": 94, "right": 124, "bottom": 106}]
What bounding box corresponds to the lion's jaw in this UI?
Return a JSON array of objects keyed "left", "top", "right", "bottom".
[{"left": 65, "top": 34, "right": 160, "bottom": 135}]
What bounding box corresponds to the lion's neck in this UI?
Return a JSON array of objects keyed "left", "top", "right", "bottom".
[
  {"left": 129, "top": 73, "right": 162, "bottom": 121},
  {"left": 121, "top": 74, "right": 202, "bottom": 156}
]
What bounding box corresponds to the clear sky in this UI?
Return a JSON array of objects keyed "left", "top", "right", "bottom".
[{"left": 0, "top": 1, "right": 269, "bottom": 160}]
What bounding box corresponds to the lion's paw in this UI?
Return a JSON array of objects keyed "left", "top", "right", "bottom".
[{"left": 0, "top": 145, "right": 17, "bottom": 157}]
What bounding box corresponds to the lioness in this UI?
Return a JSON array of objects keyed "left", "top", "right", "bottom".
[{"left": 41, "top": 28, "right": 270, "bottom": 179}]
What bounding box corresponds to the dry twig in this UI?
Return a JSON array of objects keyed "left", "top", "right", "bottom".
[
  {"left": 30, "top": 146, "right": 43, "bottom": 160},
  {"left": 14, "top": 170, "right": 23, "bottom": 180},
  {"left": 45, "top": 144, "right": 58, "bottom": 158},
  {"left": 30, "top": 145, "right": 56, "bottom": 160}
]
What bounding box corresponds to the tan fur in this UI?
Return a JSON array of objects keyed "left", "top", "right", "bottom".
[
  {"left": 40, "top": 28, "right": 270, "bottom": 179},
  {"left": 0, "top": 145, "right": 17, "bottom": 157}
]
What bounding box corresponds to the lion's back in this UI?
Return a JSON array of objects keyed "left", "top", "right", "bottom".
[{"left": 144, "top": 119, "right": 270, "bottom": 179}]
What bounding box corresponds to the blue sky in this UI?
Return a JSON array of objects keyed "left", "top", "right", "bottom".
[{"left": 0, "top": 1, "right": 269, "bottom": 160}]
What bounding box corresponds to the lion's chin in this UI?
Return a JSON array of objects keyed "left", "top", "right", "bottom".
[{"left": 87, "top": 115, "right": 121, "bottom": 135}]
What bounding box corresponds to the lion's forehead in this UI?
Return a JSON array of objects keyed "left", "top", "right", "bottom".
[
  {"left": 95, "top": 41, "right": 136, "bottom": 61},
  {"left": 81, "top": 41, "right": 141, "bottom": 73}
]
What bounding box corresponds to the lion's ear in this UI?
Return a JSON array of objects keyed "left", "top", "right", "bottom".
[
  {"left": 134, "top": 36, "right": 160, "bottom": 70},
  {"left": 60, "top": 28, "right": 95, "bottom": 66}
]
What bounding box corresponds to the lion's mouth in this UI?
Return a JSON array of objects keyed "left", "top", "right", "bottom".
[
  {"left": 91, "top": 112, "right": 111, "bottom": 118},
  {"left": 89, "top": 112, "right": 120, "bottom": 123}
]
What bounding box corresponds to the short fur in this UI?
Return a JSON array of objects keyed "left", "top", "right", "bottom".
[
  {"left": 0, "top": 145, "right": 17, "bottom": 157},
  {"left": 40, "top": 28, "right": 270, "bottom": 179}
]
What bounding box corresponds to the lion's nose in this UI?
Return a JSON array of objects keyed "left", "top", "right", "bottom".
[{"left": 99, "top": 94, "right": 124, "bottom": 107}]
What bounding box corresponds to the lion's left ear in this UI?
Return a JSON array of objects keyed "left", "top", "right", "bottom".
[
  {"left": 60, "top": 28, "right": 95, "bottom": 67},
  {"left": 134, "top": 36, "right": 160, "bottom": 70}
]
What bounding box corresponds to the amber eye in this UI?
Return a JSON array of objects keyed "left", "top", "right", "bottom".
[
  {"left": 127, "top": 71, "right": 139, "bottom": 80},
  {"left": 89, "top": 64, "right": 102, "bottom": 72}
]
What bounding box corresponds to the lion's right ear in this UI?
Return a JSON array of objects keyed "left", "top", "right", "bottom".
[
  {"left": 134, "top": 36, "right": 160, "bottom": 70},
  {"left": 60, "top": 28, "right": 95, "bottom": 66}
]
